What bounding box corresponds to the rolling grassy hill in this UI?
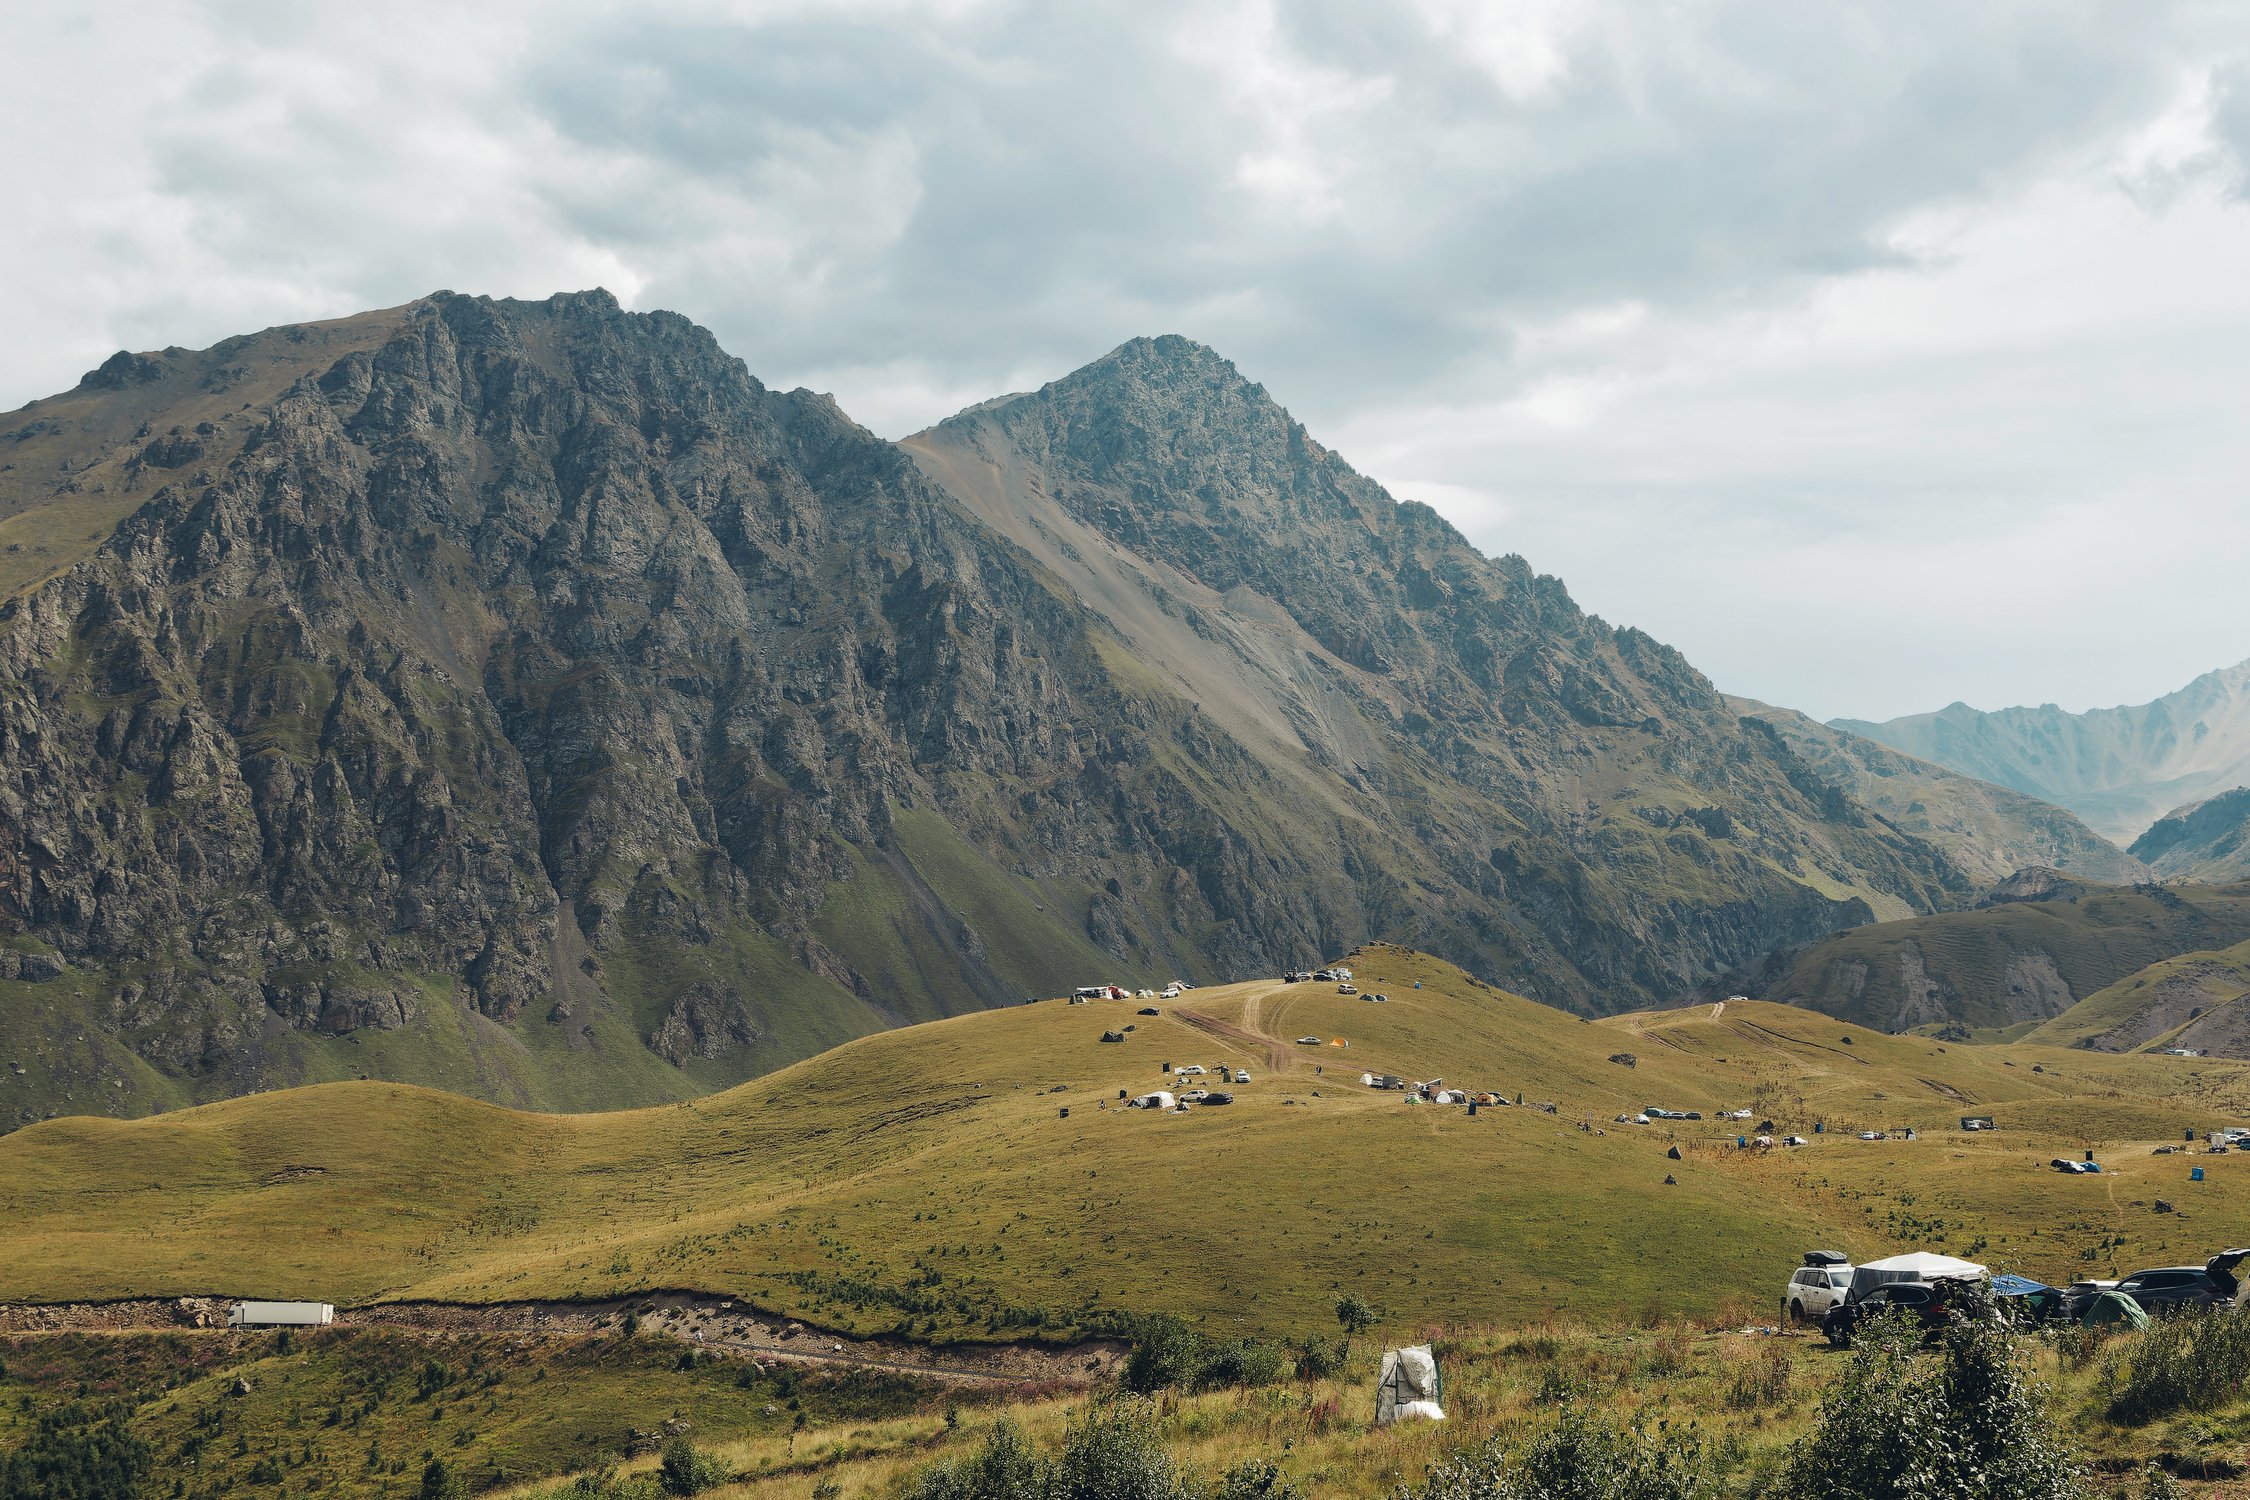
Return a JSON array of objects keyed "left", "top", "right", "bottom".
[
  {"left": 4, "top": 947, "right": 2247, "bottom": 1341},
  {"left": 1714, "top": 874, "right": 2250, "bottom": 1034},
  {"left": 2022, "top": 938, "right": 2250, "bottom": 1055}
]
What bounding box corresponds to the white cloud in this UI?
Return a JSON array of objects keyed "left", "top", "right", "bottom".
[{"left": 3, "top": 0, "right": 2248, "bottom": 721}]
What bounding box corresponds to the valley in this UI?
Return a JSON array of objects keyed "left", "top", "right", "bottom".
[
  {"left": 8, "top": 947, "right": 2250, "bottom": 1494},
  {"left": 5, "top": 948, "right": 2246, "bottom": 1334}
]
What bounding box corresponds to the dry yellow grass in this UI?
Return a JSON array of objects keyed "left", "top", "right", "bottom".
[{"left": 5, "top": 946, "right": 2249, "bottom": 1343}]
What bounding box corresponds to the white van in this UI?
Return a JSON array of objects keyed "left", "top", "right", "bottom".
[{"left": 1782, "top": 1265, "right": 1852, "bottom": 1323}]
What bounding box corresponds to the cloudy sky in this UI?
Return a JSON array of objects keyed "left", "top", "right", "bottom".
[{"left": 5, "top": 1, "right": 2248, "bottom": 722}]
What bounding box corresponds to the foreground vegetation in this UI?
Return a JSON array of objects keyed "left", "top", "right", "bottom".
[{"left": 10, "top": 1298, "right": 2250, "bottom": 1498}]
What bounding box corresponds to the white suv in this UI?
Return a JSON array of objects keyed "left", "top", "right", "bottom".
[{"left": 1783, "top": 1265, "right": 1852, "bottom": 1323}]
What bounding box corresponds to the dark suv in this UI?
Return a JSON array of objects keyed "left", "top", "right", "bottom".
[
  {"left": 2114, "top": 1250, "right": 2250, "bottom": 1314},
  {"left": 1822, "top": 1280, "right": 1991, "bottom": 1348}
]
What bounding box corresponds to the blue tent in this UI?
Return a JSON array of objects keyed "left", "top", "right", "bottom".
[{"left": 1992, "top": 1273, "right": 2061, "bottom": 1323}]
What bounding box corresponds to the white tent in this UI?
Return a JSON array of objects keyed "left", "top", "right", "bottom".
[
  {"left": 1848, "top": 1251, "right": 1987, "bottom": 1301},
  {"left": 1374, "top": 1344, "right": 1444, "bottom": 1426},
  {"left": 1130, "top": 1091, "right": 1176, "bottom": 1110}
]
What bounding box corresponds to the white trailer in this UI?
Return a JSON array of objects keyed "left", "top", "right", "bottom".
[{"left": 229, "top": 1300, "right": 335, "bottom": 1329}]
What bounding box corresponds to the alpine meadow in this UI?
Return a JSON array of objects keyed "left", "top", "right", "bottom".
[{"left": 9, "top": 6, "right": 2250, "bottom": 1498}]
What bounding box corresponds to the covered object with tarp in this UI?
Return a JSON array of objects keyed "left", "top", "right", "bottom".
[
  {"left": 1375, "top": 1344, "right": 1445, "bottom": 1426},
  {"left": 1847, "top": 1251, "right": 1988, "bottom": 1302}
]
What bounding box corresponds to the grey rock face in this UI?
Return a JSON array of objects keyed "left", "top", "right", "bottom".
[{"left": 0, "top": 298, "right": 1993, "bottom": 1122}]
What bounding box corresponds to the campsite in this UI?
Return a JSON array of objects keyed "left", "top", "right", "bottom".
[{"left": 9, "top": 944, "right": 2250, "bottom": 1492}]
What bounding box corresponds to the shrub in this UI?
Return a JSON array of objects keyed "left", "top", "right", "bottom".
[
  {"left": 900, "top": 1419, "right": 1045, "bottom": 1500},
  {"left": 419, "top": 1459, "right": 466, "bottom": 1500},
  {"left": 1781, "top": 1309, "right": 2082, "bottom": 1500},
  {"left": 1295, "top": 1338, "right": 1348, "bottom": 1380},
  {"left": 1195, "top": 1339, "right": 1286, "bottom": 1392},
  {"left": 1052, "top": 1398, "right": 1194, "bottom": 1500},
  {"left": 1211, "top": 1459, "right": 1301, "bottom": 1500},
  {"left": 656, "top": 1436, "right": 726, "bottom": 1497},
  {"left": 1404, "top": 1410, "right": 1716, "bottom": 1500},
  {"left": 1124, "top": 1315, "right": 1203, "bottom": 1393},
  {"left": 1122, "top": 1316, "right": 1288, "bottom": 1394},
  {"left": 1335, "top": 1294, "right": 1377, "bottom": 1336},
  {"left": 901, "top": 1398, "right": 1258, "bottom": 1500},
  {"left": 0, "top": 1404, "right": 154, "bottom": 1500},
  {"left": 2101, "top": 1303, "right": 2250, "bottom": 1425}
]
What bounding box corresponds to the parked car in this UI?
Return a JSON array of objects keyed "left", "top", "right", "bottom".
[
  {"left": 1202, "top": 1092, "right": 1234, "bottom": 1105},
  {"left": 1337, "top": 983, "right": 1357, "bottom": 994},
  {"left": 1178, "top": 1088, "right": 1210, "bottom": 1102},
  {"left": 1233, "top": 1070, "right": 1252, "bottom": 1083},
  {"left": 2114, "top": 1250, "right": 2250, "bottom": 1314},
  {"left": 1297, "top": 1036, "right": 1323, "bottom": 1045},
  {"left": 1782, "top": 1264, "right": 1853, "bottom": 1324},
  {"left": 1176, "top": 1065, "right": 1206, "bottom": 1076},
  {"left": 1137, "top": 1006, "right": 1160, "bottom": 1016},
  {"left": 1822, "top": 1279, "right": 1993, "bottom": 1347}
]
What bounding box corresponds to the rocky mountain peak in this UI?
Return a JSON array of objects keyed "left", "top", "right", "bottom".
[{"left": 0, "top": 290, "right": 2056, "bottom": 1131}]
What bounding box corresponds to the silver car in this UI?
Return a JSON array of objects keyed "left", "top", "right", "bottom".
[{"left": 1783, "top": 1264, "right": 1852, "bottom": 1324}]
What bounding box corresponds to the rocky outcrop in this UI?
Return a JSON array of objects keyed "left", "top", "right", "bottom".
[{"left": 2131, "top": 787, "right": 2250, "bottom": 883}]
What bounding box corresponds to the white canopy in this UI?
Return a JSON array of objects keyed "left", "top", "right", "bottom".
[{"left": 1848, "top": 1251, "right": 1988, "bottom": 1301}]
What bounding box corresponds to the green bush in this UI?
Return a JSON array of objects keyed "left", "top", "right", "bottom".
[
  {"left": 901, "top": 1397, "right": 1259, "bottom": 1500},
  {"left": 1122, "top": 1317, "right": 1289, "bottom": 1395},
  {"left": 2101, "top": 1303, "right": 2250, "bottom": 1425},
  {"left": 1210, "top": 1459, "right": 1300, "bottom": 1500},
  {"left": 1781, "top": 1309, "right": 2083, "bottom": 1500},
  {"left": 1295, "top": 1338, "right": 1348, "bottom": 1380},
  {"left": 902, "top": 1420, "right": 1045, "bottom": 1500},
  {"left": 656, "top": 1436, "right": 727, "bottom": 1496},
  {"left": 1195, "top": 1339, "right": 1286, "bottom": 1392},
  {"left": 0, "top": 1403, "right": 154, "bottom": 1500},
  {"left": 1124, "top": 1315, "right": 1203, "bottom": 1394},
  {"left": 1052, "top": 1399, "right": 1194, "bottom": 1500},
  {"left": 1404, "top": 1410, "right": 1715, "bottom": 1500},
  {"left": 1336, "top": 1294, "right": 1377, "bottom": 1336}
]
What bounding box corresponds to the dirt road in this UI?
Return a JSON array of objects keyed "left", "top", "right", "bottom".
[{"left": 0, "top": 1292, "right": 1123, "bottom": 1389}]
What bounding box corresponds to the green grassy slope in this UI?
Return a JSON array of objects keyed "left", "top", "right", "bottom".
[
  {"left": 1720, "top": 877, "right": 2250, "bottom": 1034},
  {"left": 5, "top": 947, "right": 2249, "bottom": 1340},
  {"left": 2023, "top": 938, "right": 2250, "bottom": 1054}
]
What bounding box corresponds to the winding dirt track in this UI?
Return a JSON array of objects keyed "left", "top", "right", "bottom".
[{"left": 0, "top": 1292, "right": 1123, "bottom": 1390}]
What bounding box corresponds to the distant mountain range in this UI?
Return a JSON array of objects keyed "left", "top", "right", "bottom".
[
  {"left": 0, "top": 291, "right": 2143, "bottom": 1125},
  {"left": 1834, "top": 660, "right": 2250, "bottom": 846}
]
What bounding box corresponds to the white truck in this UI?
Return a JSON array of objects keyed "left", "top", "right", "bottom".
[{"left": 228, "top": 1301, "right": 336, "bottom": 1329}]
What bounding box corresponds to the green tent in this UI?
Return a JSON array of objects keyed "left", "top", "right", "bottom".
[{"left": 2081, "top": 1289, "right": 2150, "bottom": 1331}]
